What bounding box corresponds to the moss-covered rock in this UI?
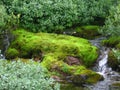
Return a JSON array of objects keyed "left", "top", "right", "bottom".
[
  {"left": 6, "top": 29, "right": 101, "bottom": 84},
  {"left": 73, "top": 25, "right": 101, "bottom": 39},
  {"left": 102, "top": 36, "right": 120, "bottom": 71},
  {"left": 112, "top": 82, "right": 120, "bottom": 86},
  {"left": 5, "top": 48, "right": 19, "bottom": 59},
  {"left": 110, "top": 82, "right": 120, "bottom": 90},
  {"left": 108, "top": 50, "right": 120, "bottom": 71},
  {"left": 7, "top": 29, "right": 98, "bottom": 66},
  {"left": 102, "top": 36, "right": 120, "bottom": 49}
]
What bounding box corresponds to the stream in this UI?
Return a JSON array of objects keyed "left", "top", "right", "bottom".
[{"left": 88, "top": 37, "right": 120, "bottom": 90}]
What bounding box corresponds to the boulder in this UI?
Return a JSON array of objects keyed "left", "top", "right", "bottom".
[
  {"left": 6, "top": 29, "right": 101, "bottom": 85},
  {"left": 65, "top": 56, "right": 82, "bottom": 65}
]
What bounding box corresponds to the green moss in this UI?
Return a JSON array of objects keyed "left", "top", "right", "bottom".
[
  {"left": 6, "top": 48, "right": 19, "bottom": 59},
  {"left": 103, "top": 36, "right": 120, "bottom": 71},
  {"left": 102, "top": 36, "right": 120, "bottom": 48},
  {"left": 8, "top": 29, "right": 98, "bottom": 67},
  {"left": 74, "top": 25, "right": 101, "bottom": 39},
  {"left": 116, "top": 43, "right": 120, "bottom": 49},
  {"left": 86, "top": 72, "right": 103, "bottom": 84},
  {"left": 112, "top": 83, "right": 120, "bottom": 86},
  {"left": 61, "top": 83, "right": 86, "bottom": 90},
  {"left": 6, "top": 29, "right": 101, "bottom": 84},
  {"left": 81, "top": 25, "right": 99, "bottom": 30}
]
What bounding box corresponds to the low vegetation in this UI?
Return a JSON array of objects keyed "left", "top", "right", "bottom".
[{"left": 0, "top": 60, "right": 60, "bottom": 90}]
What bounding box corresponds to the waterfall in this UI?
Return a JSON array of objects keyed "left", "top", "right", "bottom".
[
  {"left": 89, "top": 37, "right": 120, "bottom": 90},
  {"left": 0, "top": 50, "right": 5, "bottom": 59},
  {"left": 3, "top": 31, "right": 10, "bottom": 55},
  {"left": 0, "top": 30, "right": 10, "bottom": 59}
]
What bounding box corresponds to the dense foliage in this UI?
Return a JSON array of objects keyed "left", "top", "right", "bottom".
[
  {"left": 0, "top": 0, "right": 114, "bottom": 32},
  {"left": 100, "top": 3, "right": 120, "bottom": 36},
  {"left": 0, "top": 4, "right": 8, "bottom": 32},
  {"left": 0, "top": 60, "right": 60, "bottom": 90},
  {"left": 0, "top": 4, "right": 20, "bottom": 35}
]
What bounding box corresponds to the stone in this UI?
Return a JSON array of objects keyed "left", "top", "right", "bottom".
[
  {"left": 66, "top": 75, "right": 86, "bottom": 85},
  {"left": 65, "top": 56, "right": 82, "bottom": 65}
]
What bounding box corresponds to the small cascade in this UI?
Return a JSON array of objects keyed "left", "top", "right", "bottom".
[
  {"left": 0, "top": 30, "right": 11, "bottom": 59},
  {"left": 89, "top": 37, "right": 120, "bottom": 90},
  {"left": 3, "top": 31, "right": 10, "bottom": 55},
  {"left": 0, "top": 50, "right": 5, "bottom": 60},
  {"left": 97, "top": 48, "right": 111, "bottom": 77}
]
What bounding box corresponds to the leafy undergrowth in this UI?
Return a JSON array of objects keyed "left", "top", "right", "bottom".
[
  {"left": 0, "top": 60, "right": 60, "bottom": 90},
  {"left": 6, "top": 29, "right": 101, "bottom": 84}
]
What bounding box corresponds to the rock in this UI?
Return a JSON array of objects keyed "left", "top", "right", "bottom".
[
  {"left": 51, "top": 75, "right": 63, "bottom": 82},
  {"left": 72, "top": 25, "right": 101, "bottom": 39},
  {"left": 67, "top": 75, "right": 86, "bottom": 85},
  {"left": 108, "top": 51, "right": 120, "bottom": 71},
  {"left": 110, "top": 82, "right": 120, "bottom": 90},
  {"left": 6, "top": 29, "right": 101, "bottom": 85},
  {"left": 110, "top": 75, "right": 120, "bottom": 81},
  {"left": 65, "top": 56, "right": 82, "bottom": 65}
]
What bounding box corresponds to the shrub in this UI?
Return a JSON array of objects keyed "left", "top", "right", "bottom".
[
  {"left": 0, "top": 3, "right": 20, "bottom": 35},
  {"left": 0, "top": 60, "right": 60, "bottom": 90},
  {"left": 6, "top": 0, "right": 114, "bottom": 32},
  {"left": 5, "top": 48, "right": 19, "bottom": 59},
  {"left": 0, "top": 4, "right": 8, "bottom": 32},
  {"left": 100, "top": 2, "right": 120, "bottom": 36}
]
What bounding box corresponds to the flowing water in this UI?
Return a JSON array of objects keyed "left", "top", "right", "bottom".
[
  {"left": 0, "top": 31, "right": 10, "bottom": 60},
  {"left": 61, "top": 37, "right": 120, "bottom": 90},
  {"left": 89, "top": 37, "right": 120, "bottom": 90},
  {"left": 0, "top": 50, "right": 5, "bottom": 59}
]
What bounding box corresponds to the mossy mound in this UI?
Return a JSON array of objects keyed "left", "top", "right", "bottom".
[
  {"left": 102, "top": 36, "right": 120, "bottom": 71},
  {"left": 102, "top": 36, "right": 120, "bottom": 49},
  {"left": 6, "top": 29, "right": 101, "bottom": 84},
  {"left": 6, "top": 29, "right": 98, "bottom": 67},
  {"left": 73, "top": 25, "right": 101, "bottom": 39}
]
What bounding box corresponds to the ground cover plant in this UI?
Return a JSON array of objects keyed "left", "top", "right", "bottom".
[{"left": 0, "top": 60, "right": 60, "bottom": 90}]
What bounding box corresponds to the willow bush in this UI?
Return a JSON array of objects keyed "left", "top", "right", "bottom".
[
  {"left": 0, "top": 3, "right": 20, "bottom": 35},
  {"left": 0, "top": 60, "right": 60, "bottom": 90},
  {"left": 100, "top": 2, "right": 120, "bottom": 36},
  {"left": 0, "top": 4, "right": 8, "bottom": 32},
  {"left": 3, "top": 0, "right": 114, "bottom": 32}
]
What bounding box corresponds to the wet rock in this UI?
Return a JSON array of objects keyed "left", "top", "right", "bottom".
[
  {"left": 110, "top": 82, "right": 120, "bottom": 90},
  {"left": 72, "top": 25, "right": 101, "bottom": 39},
  {"left": 66, "top": 75, "right": 86, "bottom": 85},
  {"left": 51, "top": 75, "right": 63, "bottom": 82},
  {"left": 65, "top": 56, "right": 82, "bottom": 65},
  {"left": 110, "top": 75, "right": 120, "bottom": 81}
]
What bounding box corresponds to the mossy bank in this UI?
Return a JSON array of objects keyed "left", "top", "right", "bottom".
[
  {"left": 102, "top": 36, "right": 120, "bottom": 71},
  {"left": 62, "top": 25, "right": 101, "bottom": 39},
  {"left": 6, "top": 29, "right": 102, "bottom": 84}
]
